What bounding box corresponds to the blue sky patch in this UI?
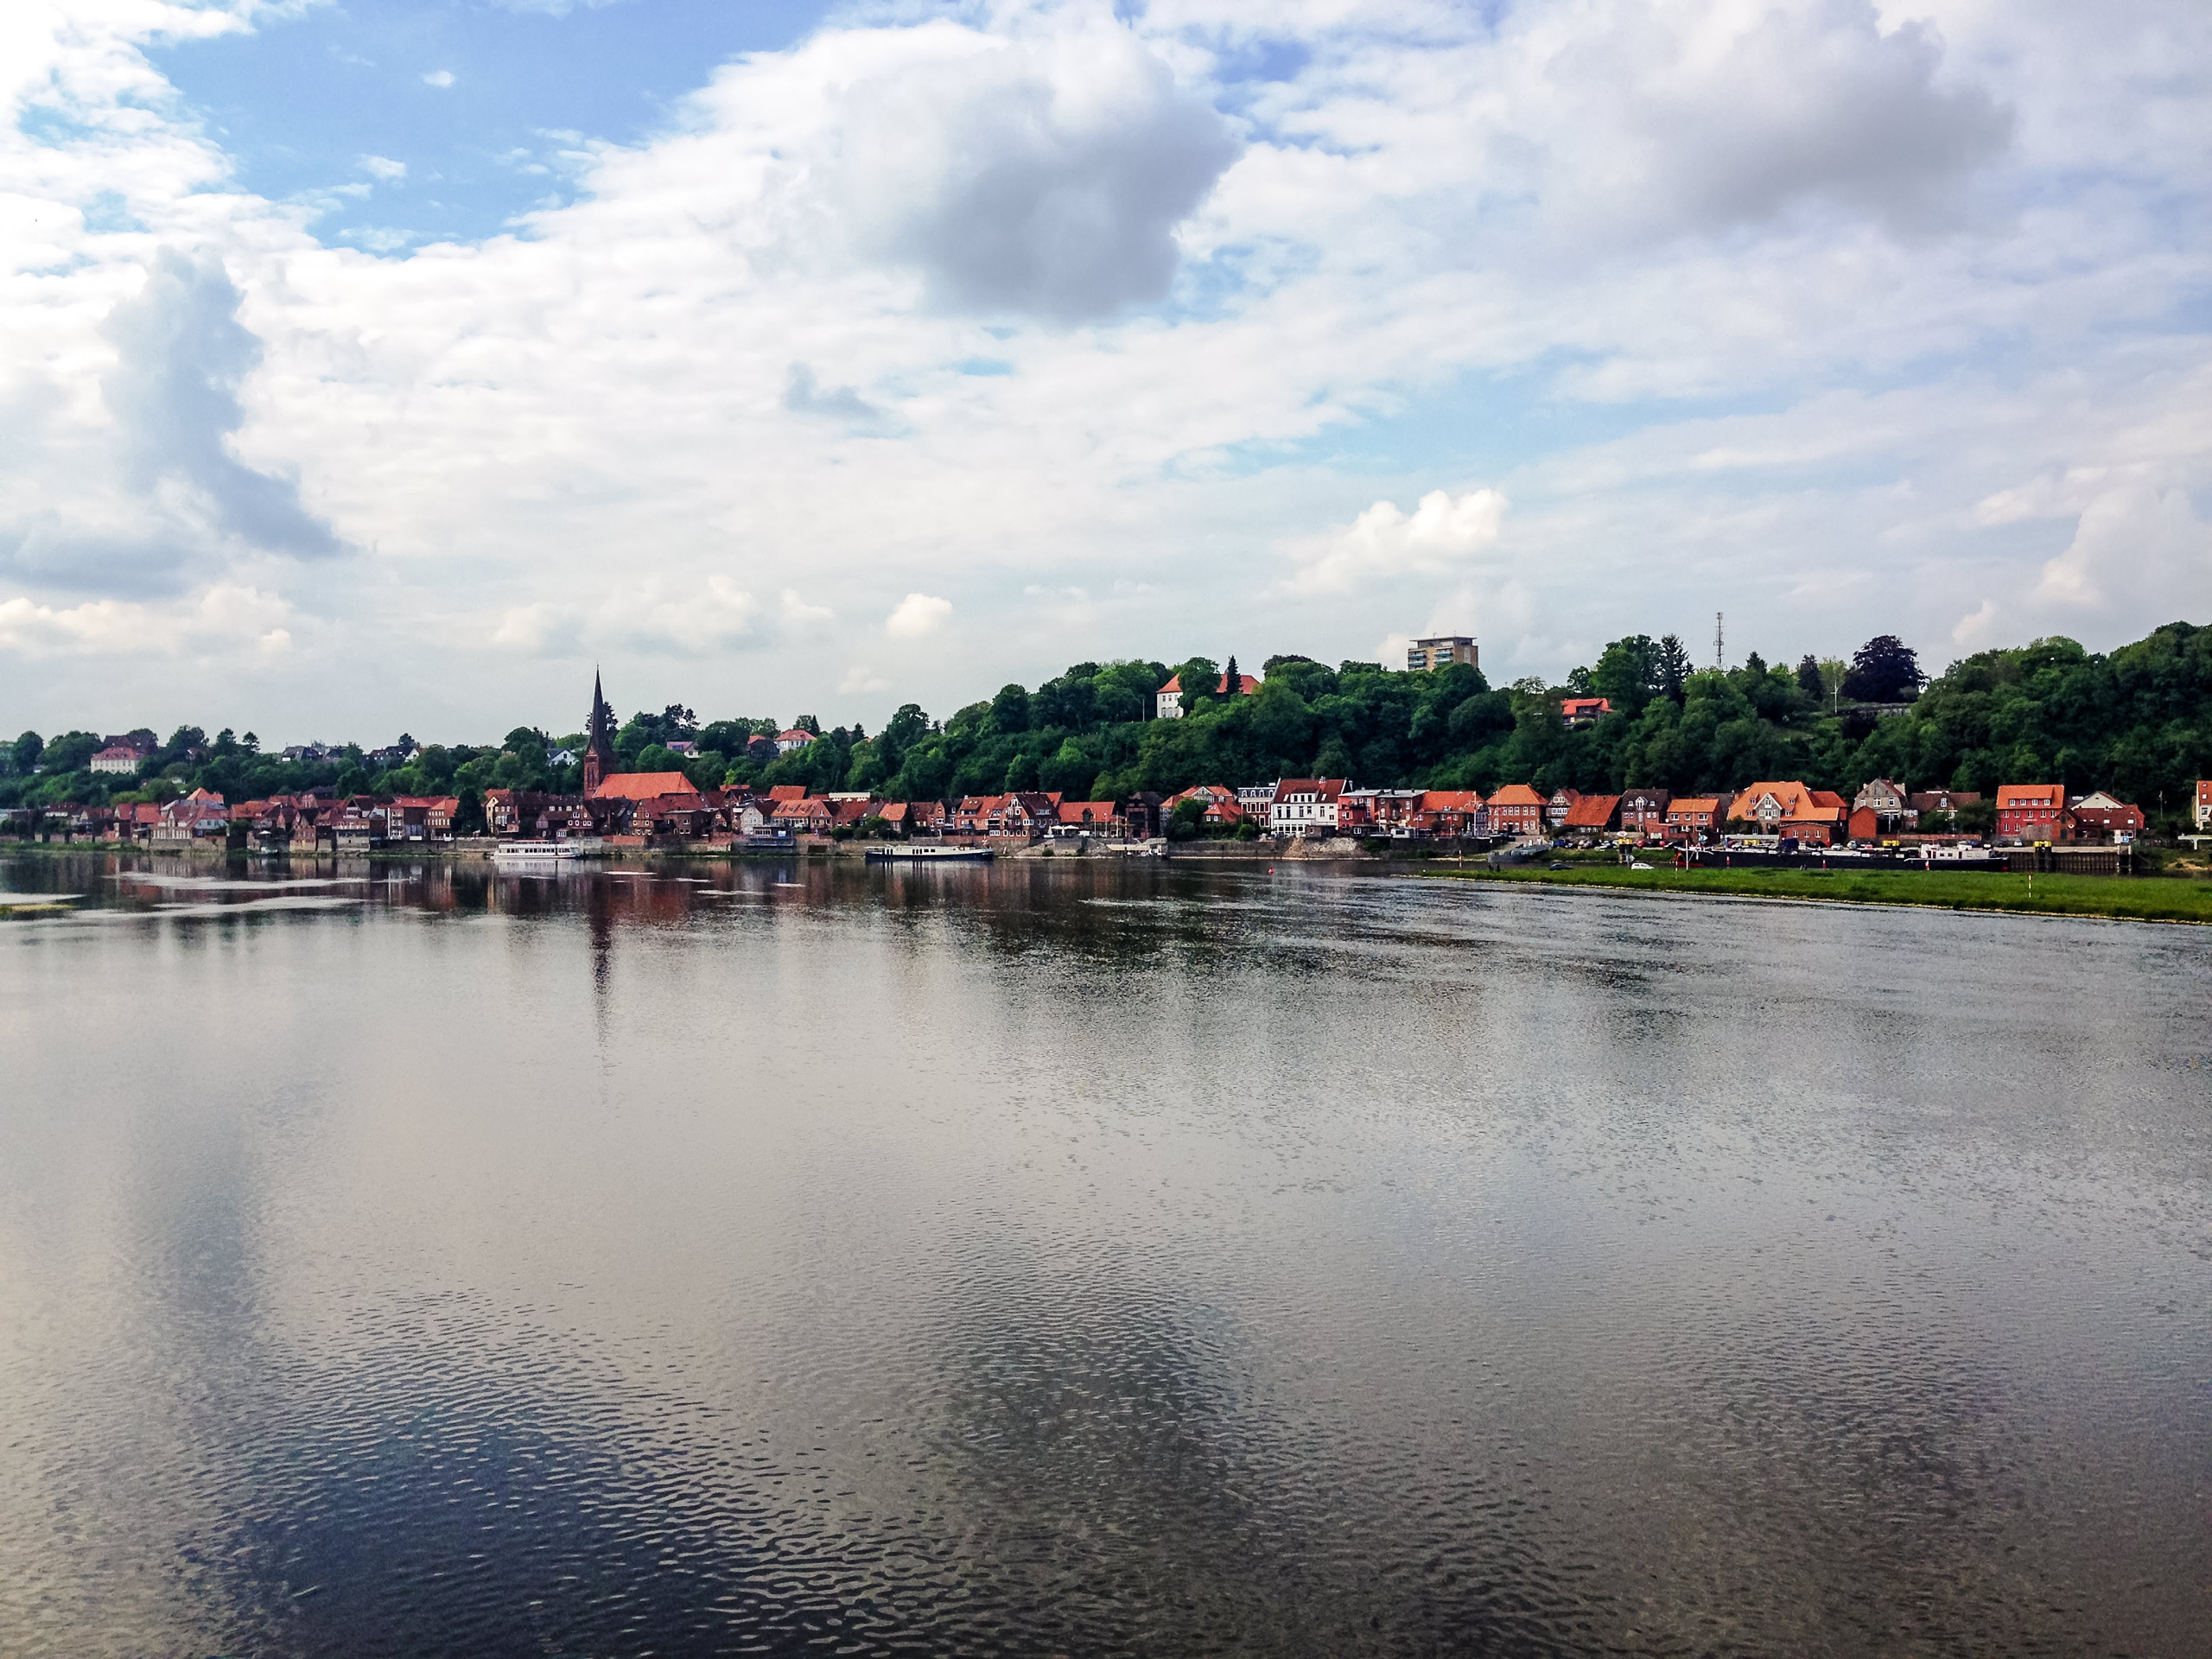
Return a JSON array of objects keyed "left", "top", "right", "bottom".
[{"left": 147, "top": 0, "right": 834, "bottom": 251}]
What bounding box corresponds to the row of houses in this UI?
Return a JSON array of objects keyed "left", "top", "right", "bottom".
[
  {"left": 10, "top": 769, "right": 2174, "bottom": 854},
  {"left": 42, "top": 789, "right": 469, "bottom": 850},
  {"left": 1156, "top": 776, "right": 2153, "bottom": 847}
]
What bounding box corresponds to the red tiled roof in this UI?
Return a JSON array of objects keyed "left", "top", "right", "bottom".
[
  {"left": 1561, "top": 794, "right": 1621, "bottom": 829},
  {"left": 1159, "top": 673, "right": 1260, "bottom": 696},
  {"left": 1486, "top": 784, "right": 1545, "bottom": 808},
  {"left": 1996, "top": 784, "right": 2064, "bottom": 809},
  {"left": 1271, "top": 778, "right": 1344, "bottom": 803},
  {"left": 591, "top": 772, "right": 699, "bottom": 802}
]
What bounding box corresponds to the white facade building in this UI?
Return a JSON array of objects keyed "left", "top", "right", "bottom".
[{"left": 1270, "top": 779, "right": 1345, "bottom": 836}]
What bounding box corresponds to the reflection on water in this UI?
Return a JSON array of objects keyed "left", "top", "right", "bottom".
[{"left": 1, "top": 850, "right": 2206, "bottom": 1656}]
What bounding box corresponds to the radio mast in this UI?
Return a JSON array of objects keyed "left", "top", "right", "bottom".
[{"left": 1713, "top": 612, "right": 1724, "bottom": 671}]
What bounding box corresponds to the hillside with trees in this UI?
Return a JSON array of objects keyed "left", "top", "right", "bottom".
[{"left": 8, "top": 621, "right": 2211, "bottom": 833}]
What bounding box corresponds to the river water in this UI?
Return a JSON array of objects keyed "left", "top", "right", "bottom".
[{"left": 1, "top": 852, "right": 2205, "bottom": 1656}]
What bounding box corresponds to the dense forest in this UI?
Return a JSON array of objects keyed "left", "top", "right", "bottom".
[{"left": 8, "top": 620, "right": 2211, "bottom": 831}]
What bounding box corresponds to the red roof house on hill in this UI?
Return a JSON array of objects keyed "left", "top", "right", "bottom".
[{"left": 1155, "top": 671, "right": 1260, "bottom": 719}]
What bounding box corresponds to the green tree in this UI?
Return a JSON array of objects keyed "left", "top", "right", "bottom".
[
  {"left": 1590, "top": 635, "right": 1660, "bottom": 715},
  {"left": 1171, "top": 657, "right": 1221, "bottom": 716},
  {"left": 990, "top": 683, "right": 1031, "bottom": 734},
  {"left": 1842, "top": 635, "right": 1926, "bottom": 702}
]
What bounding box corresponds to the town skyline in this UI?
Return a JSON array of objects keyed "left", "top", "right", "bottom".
[{"left": 12, "top": 620, "right": 2207, "bottom": 842}]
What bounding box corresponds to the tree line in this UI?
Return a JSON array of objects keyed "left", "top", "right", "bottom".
[{"left": 8, "top": 621, "right": 2209, "bottom": 832}]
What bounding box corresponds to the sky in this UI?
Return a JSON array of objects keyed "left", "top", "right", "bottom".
[{"left": 0, "top": 0, "right": 2207, "bottom": 746}]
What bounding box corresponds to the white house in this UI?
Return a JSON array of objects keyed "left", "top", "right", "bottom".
[
  {"left": 1155, "top": 670, "right": 1260, "bottom": 720},
  {"left": 1270, "top": 778, "right": 1346, "bottom": 836}
]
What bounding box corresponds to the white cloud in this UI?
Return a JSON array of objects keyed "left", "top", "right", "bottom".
[
  {"left": 1951, "top": 598, "right": 1999, "bottom": 649},
  {"left": 885, "top": 592, "right": 952, "bottom": 638},
  {"left": 491, "top": 601, "right": 584, "bottom": 656},
  {"left": 1288, "top": 490, "right": 1507, "bottom": 594},
  {"left": 603, "top": 576, "right": 761, "bottom": 654},
  {"left": 2035, "top": 485, "right": 2211, "bottom": 618},
  {"left": 359, "top": 155, "right": 407, "bottom": 182},
  {"left": 837, "top": 664, "right": 889, "bottom": 694},
  {"left": 422, "top": 70, "right": 454, "bottom": 89},
  {"left": 0, "top": 583, "right": 297, "bottom": 658},
  {"left": 0, "top": 0, "right": 2208, "bottom": 736}
]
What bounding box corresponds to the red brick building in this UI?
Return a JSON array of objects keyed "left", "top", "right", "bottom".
[
  {"left": 1995, "top": 784, "right": 2069, "bottom": 842},
  {"left": 1618, "top": 788, "right": 1670, "bottom": 835},
  {"left": 1485, "top": 784, "right": 1547, "bottom": 837}
]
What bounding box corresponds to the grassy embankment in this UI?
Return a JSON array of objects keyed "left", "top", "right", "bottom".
[{"left": 1420, "top": 862, "right": 2212, "bottom": 925}]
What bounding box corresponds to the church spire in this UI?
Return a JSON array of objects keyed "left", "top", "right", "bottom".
[{"left": 584, "top": 668, "right": 616, "bottom": 797}]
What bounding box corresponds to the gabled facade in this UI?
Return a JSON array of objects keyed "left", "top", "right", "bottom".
[
  {"left": 769, "top": 795, "right": 836, "bottom": 834},
  {"left": 988, "top": 791, "right": 1062, "bottom": 836},
  {"left": 1995, "top": 784, "right": 2069, "bottom": 843},
  {"left": 1545, "top": 787, "right": 1581, "bottom": 828},
  {"left": 152, "top": 789, "right": 228, "bottom": 844},
  {"left": 2066, "top": 791, "right": 2144, "bottom": 842},
  {"left": 1726, "top": 780, "right": 1848, "bottom": 843},
  {"left": 1619, "top": 788, "right": 1670, "bottom": 833},
  {"left": 1853, "top": 778, "right": 1917, "bottom": 833},
  {"left": 1269, "top": 778, "right": 1345, "bottom": 836},
  {"left": 1486, "top": 784, "right": 1547, "bottom": 837},
  {"left": 1559, "top": 696, "right": 1612, "bottom": 729},
  {"left": 2196, "top": 779, "right": 2212, "bottom": 830}
]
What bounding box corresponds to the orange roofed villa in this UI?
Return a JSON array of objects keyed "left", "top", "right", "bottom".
[{"left": 1726, "top": 781, "right": 1850, "bottom": 845}]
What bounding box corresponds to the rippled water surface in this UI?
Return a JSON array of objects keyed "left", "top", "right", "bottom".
[{"left": 3, "top": 852, "right": 2207, "bottom": 1656}]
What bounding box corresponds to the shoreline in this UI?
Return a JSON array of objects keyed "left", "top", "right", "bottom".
[{"left": 1415, "top": 864, "right": 2212, "bottom": 926}]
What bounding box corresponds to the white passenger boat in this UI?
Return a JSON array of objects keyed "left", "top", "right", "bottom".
[
  {"left": 864, "top": 843, "right": 993, "bottom": 861},
  {"left": 493, "top": 837, "right": 606, "bottom": 862}
]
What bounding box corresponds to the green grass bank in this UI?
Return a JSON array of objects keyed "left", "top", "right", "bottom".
[{"left": 1417, "top": 863, "right": 2212, "bottom": 925}]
